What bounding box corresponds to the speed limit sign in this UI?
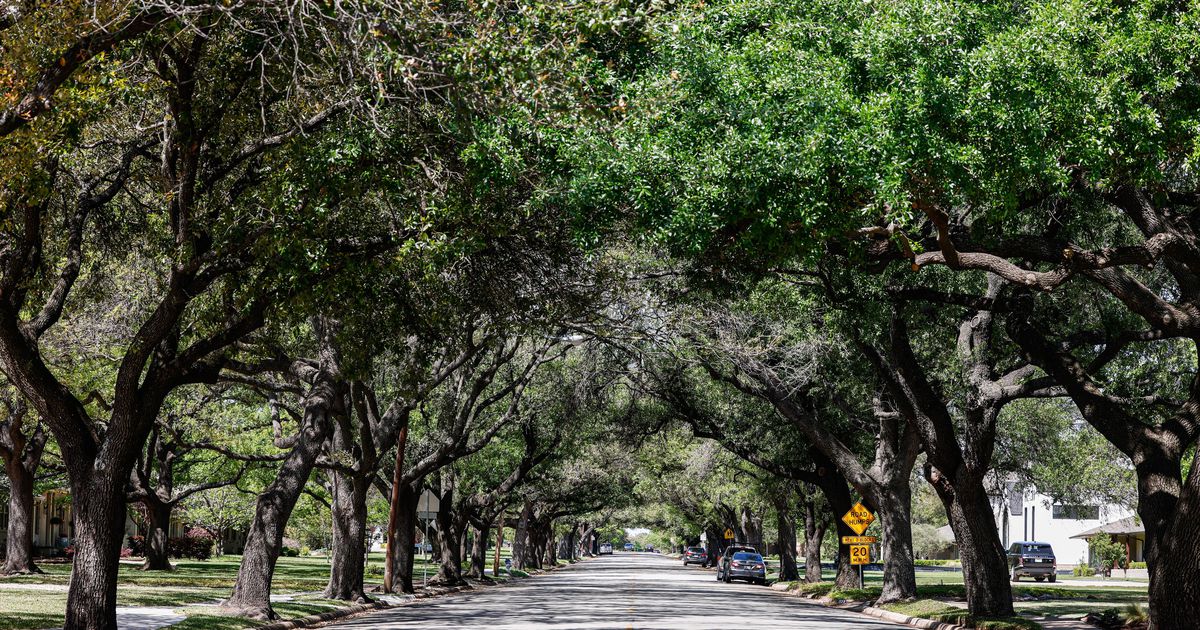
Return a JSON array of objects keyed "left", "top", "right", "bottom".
[{"left": 849, "top": 544, "right": 870, "bottom": 565}]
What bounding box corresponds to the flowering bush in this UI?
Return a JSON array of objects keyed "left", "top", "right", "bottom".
[{"left": 127, "top": 529, "right": 214, "bottom": 560}]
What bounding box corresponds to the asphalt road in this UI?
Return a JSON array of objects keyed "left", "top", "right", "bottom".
[{"left": 326, "top": 552, "right": 906, "bottom": 629}]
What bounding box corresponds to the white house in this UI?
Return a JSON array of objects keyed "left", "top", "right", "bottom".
[{"left": 993, "top": 484, "right": 1139, "bottom": 567}]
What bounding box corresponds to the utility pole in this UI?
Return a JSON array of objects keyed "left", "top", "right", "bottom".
[
  {"left": 493, "top": 513, "right": 504, "bottom": 577},
  {"left": 383, "top": 415, "right": 410, "bottom": 593}
]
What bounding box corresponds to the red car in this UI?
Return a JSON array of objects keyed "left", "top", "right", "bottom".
[{"left": 683, "top": 546, "right": 709, "bottom": 566}]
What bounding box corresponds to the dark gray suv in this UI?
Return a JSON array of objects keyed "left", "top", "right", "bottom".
[{"left": 1007, "top": 541, "right": 1057, "bottom": 582}]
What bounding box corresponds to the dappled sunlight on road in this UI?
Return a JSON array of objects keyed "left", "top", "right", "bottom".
[{"left": 327, "top": 553, "right": 905, "bottom": 629}]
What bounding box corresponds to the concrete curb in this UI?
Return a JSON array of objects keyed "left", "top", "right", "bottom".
[
  {"left": 257, "top": 601, "right": 391, "bottom": 630},
  {"left": 861, "top": 606, "right": 966, "bottom": 630},
  {"left": 767, "top": 583, "right": 967, "bottom": 630}
]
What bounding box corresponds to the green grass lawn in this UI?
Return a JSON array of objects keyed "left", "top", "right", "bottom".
[
  {"left": 776, "top": 565, "right": 1149, "bottom": 629},
  {"left": 881, "top": 599, "right": 1040, "bottom": 630},
  {"left": 0, "top": 552, "right": 448, "bottom": 630}
]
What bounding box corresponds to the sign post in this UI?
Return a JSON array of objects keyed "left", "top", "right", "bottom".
[{"left": 841, "top": 503, "right": 876, "bottom": 591}]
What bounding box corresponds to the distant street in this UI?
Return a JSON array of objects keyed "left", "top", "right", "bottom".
[{"left": 326, "top": 552, "right": 906, "bottom": 629}]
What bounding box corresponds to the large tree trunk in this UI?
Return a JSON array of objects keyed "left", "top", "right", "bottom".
[
  {"left": 223, "top": 398, "right": 332, "bottom": 620},
  {"left": 874, "top": 483, "right": 917, "bottom": 604},
  {"left": 2, "top": 455, "right": 39, "bottom": 574},
  {"left": 63, "top": 473, "right": 126, "bottom": 630},
  {"left": 542, "top": 522, "right": 557, "bottom": 567},
  {"left": 802, "top": 498, "right": 826, "bottom": 583},
  {"left": 704, "top": 525, "right": 723, "bottom": 567},
  {"left": 467, "top": 523, "right": 490, "bottom": 579},
  {"left": 389, "top": 482, "right": 420, "bottom": 594},
  {"left": 324, "top": 472, "right": 369, "bottom": 602},
  {"left": 1136, "top": 455, "right": 1200, "bottom": 630},
  {"left": 775, "top": 505, "right": 799, "bottom": 582},
  {"left": 557, "top": 527, "right": 575, "bottom": 562},
  {"left": 813, "top": 460, "right": 858, "bottom": 589},
  {"left": 433, "top": 480, "right": 462, "bottom": 585},
  {"left": 141, "top": 498, "right": 174, "bottom": 571},
  {"left": 833, "top": 521, "right": 857, "bottom": 589},
  {"left": 927, "top": 464, "right": 1014, "bottom": 617},
  {"left": 740, "top": 506, "right": 764, "bottom": 553},
  {"left": 512, "top": 500, "right": 533, "bottom": 570}
]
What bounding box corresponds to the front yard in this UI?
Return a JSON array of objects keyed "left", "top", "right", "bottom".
[
  {"left": 773, "top": 567, "right": 1151, "bottom": 630},
  {"left": 0, "top": 553, "right": 445, "bottom": 630}
]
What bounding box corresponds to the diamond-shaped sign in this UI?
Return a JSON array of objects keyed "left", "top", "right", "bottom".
[{"left": 841, "top": 503, "right": 875, "bottom": 536}]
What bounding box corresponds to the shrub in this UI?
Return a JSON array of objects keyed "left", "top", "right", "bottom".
[
  {"left": 1073, "top": 565, "right": 1096, "bottom": 577},
  {"left": 1088, "top": 536, "right": 1127, "bottom": 577},
  {"left": 1123, "top": 603, "right": 1149, "bottom": 624},
  {"left": 119, "top": 547, "right": 133, "bottom": 559},
  {"left": 1129, "top": 561, "right": 1146, "bottom": 569},
  {"left": 281, "top": 546, "right": 300, "bottom": 557},
  {"left": 129, "top": 529, "right": 213, "bottom": 560}
]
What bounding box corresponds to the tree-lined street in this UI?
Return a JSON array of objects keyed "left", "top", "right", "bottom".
[
  {"left": 1, "top": 1, "right": 1195, "bottom": 629},
  {"left": 329, "top": 553, "right": 905, "bottom": 630}
]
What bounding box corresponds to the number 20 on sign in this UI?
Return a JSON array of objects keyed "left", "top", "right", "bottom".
[{"left": 849, "top": 544, "right": 870, "bottom": 565}]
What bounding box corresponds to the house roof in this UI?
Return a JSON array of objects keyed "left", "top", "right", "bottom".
[{"left": 1069, "top": 516, "right": 1144, "bottom": 539}]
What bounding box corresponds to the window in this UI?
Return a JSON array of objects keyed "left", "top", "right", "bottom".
[
  {"left": 733, "top": 552, "right": 762, "bottom": 561},
  {"left": 1052, "top": 504, "right": 1100, "bottom": 520}
]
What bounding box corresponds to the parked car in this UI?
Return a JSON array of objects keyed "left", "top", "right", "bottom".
[
  {"left": 683, "top": 546, "right": 708, "bottom": 566},
  {"left": 599, "top": 543, "right": 613, "bottom": 555},
  {"left": 1007, "top": 541, "right": 1057, "bottom": 582},
  {"left": 715, "top": 544, "right": 759, "bottom": 582},
  {"left": 624, "top": 542, "right": 635, "bottom": 552},
  {"left": 719, "top": 550, "right": 767, "bottom": 585}
]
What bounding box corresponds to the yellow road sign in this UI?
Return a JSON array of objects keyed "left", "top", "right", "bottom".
[
  {"left": 841, "top": 536, "right": 878, "bottom": 544},
  {"left": 849, "top": 544, "right": 870, "bottom": 565},
  {"left": 723, "top": 528, "right": 735, "bottom": 540},
  {"left": 841, "top": 502, "right": 875, "bottom": 535}
]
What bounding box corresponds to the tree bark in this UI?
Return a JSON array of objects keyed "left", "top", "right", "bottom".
[
  {"left": 433, "top": 480, "right": 463, "bottom": 585},
  {"left": 468, "top": 523, "right": 490, "bottom": 579},
  {"left": 740, "top": 505, "right": 764, "bottom": 553},
  {"left": 775, "top": 504, "right": 799, "bottom": 582},
  {"left": 2, "top": 452, "right": 40, "bottom": 574},
  {"left": 704, "top": 525, "right": 723, "bottom": 567},
  {"left": 875, "top": 483, "right": 917, "bottom": 604},
  {"left": 141, "top": 499, "right": 174, "bottom": 571},
  {"left": 813, "top": 463, "right": 858, "bottom": 590},
  {"left": 1136, "top": 455, "right": 1200, "bottom": 630},
  {"left": 389, "top": 482, "right": 420, "bottom": 594},
  {"left": 542, "top": 522, "right": 557, "bottom": 567},
  {"left": 512, "top": 500, "right": 533, "bottom": 570},
  {"left": 927, "top": 464, "right": 1014, "bottom": 617},
  {"left": 63, "top": 473, "right": 126, "bottom": 630},
  {"left": 223, "top": 391, "right": 333, "bottom": 620},
  {"left": 802, "top": 498, "right": 826, "bottom": 583},
  {"left": 324, "top": 472, "right": 369, "bottom": 601}
]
